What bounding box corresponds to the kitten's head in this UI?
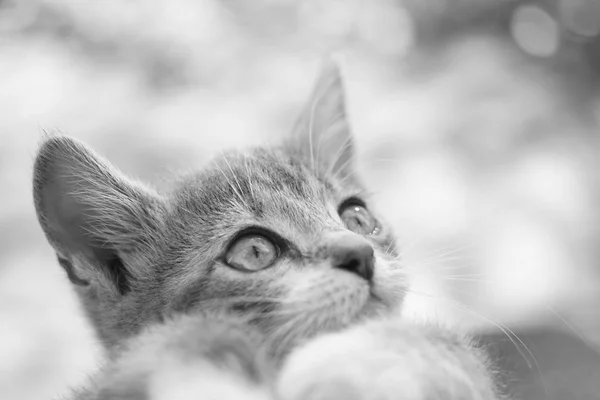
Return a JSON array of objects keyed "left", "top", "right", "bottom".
[{"left": 33, "top": 62, "right": 408, "bottom": 353}]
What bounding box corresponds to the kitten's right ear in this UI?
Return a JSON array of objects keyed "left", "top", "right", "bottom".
[
  {"left": 289, "top": 60, "right": 355, "bottom": 179},
  {"left": 33, "top": 136, "right": 165, "bottom": 295}
]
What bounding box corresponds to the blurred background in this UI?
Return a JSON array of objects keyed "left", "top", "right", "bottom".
[{"left": 1, "top": 0, "right": 600, "bottom": 399}]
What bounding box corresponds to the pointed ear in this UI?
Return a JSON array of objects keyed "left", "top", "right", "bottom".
[
  {"left": 290, "top": 60, "right": 354, "bottom": 179},
  {"left": 33, "top": 136, "right": 165, "bottom": 295}
]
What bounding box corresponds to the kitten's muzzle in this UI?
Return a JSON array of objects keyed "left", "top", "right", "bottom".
[{"left": 326, "top": 231, "right": 374, "bottom": 282}]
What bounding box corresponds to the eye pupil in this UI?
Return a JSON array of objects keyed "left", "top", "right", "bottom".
[
  {"left": 225, "top": 234, "right": 277, "bottom": 272},
  {"left": 339, "top": 202, "right": 379, "bottom": 235}
]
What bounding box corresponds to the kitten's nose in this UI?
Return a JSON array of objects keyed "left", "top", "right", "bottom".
[{"left": 326, "top": 232, "right": 374, "bottom": 282}]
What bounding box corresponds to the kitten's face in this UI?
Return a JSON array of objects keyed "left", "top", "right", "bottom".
[
  {"left": 162, "top": 147, "right": 406, "bottom": 348},
  {"left": 33, "top": 62, "right": 408, "bottom": 351}
]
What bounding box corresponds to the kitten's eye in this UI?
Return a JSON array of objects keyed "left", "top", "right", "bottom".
[
  {"left": 225, "top": 235, "right": 278, "bottom": 272},
  {"left": 339, "top": 204, "right": 379, "bottom": 235}
]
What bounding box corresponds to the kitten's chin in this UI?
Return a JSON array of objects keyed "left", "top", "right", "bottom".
[
  {"left": 267, "top": 268, "right": 404, "bottom": 359},
  {"left": 311, "top": 289, "right": 385, "bottom": 336},
  {"left": 269, "top": 295, "right": 382, "bottom": 362},
  {"left": 360, "top": 292, "right": 389, "bottom": 320}
]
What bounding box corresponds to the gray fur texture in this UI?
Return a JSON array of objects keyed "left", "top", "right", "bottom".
[{"left": 33, "top": 62, "right": 504, "bottom": 399}]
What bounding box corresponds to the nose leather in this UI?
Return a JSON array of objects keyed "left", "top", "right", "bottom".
[{"left": 325, "top": 231, "right": 374, "bottom": 281}]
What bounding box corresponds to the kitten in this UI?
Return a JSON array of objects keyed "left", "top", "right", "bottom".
[{"left": 33, "top": 62, "right": 503, "bottom": 399}]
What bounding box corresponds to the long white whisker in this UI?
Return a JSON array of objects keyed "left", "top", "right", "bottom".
[
  {"left": 244, "top": 153, "right": 255, "bottom": 200},
  {"left": 397, "top": 231, "right": 434, "bottom": 259},
  {"left": 220, "top": 152, "right": 249, "bottom": 209},
  {"left": 411, "top": 245, "right": 475, "bottom": 263},
  {"left": 212, "top": 162, "right": 245, "bottom": 208},
  {"left": 406, "top": 257, "right": 477, "bottom": 269},
  {"left": 384, "top": 240, "right": 397, "bottom": 255},
  {"left": 405, "top": 288, "right": 543, "bottom": 374},
  {"left": 547, "top": 307, "right": 600, "bottom": 353}
]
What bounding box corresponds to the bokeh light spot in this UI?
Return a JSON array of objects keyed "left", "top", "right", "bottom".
[
  {"left": 559, "top": 0, "right": 600, "bottom": 38},
  {"left": 511, "top": 5, "right": 559, "bottom": 57}
]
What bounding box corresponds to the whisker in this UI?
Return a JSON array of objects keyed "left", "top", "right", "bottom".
[
  {"left": 547, "top": 307, "right": 600, "bottom": 353},
  {"left": 405, "top": 288, "right": 543, "bottom": 376},
  {"left": 335, "top": 169, "right": 357, "bottom": 187},
  {"left": 394, "top": 252, "right": 478, "bottom": 271},
  {"left": 399, "top": 240, "right": 473, "bottom": 258},
  {"left": 384, "top": 240, "right": 397, "bottom": 256},
  {"left": 212, "top": 158, "right": 246, "bottom": 208},
  {"left": 440, "top": 276, "right": 484, "bottom": 283},
  {"left": 437, "top": 262, "right": 480, "bottom": 270},
  {"left": 413, "top": 244, "right": 476, "bottom": 262},
  {"left": 403, "top": 263, "right": 484, "bottom": 278},
  {"left": 396, "top": 230, "right": 434, "bottom": 259},
  {"left": 220, "top": 151, "right": 249, "bottom": 208},
  {"left": 405, "top": 257, "right": 477, "bottom": 269},
  {"left": 243, "top": 153, "right": 255, "bottom": 200},
  {"left": 402, "top": 265, "right": 485, "bottom": 279},
  {"left": 414, "top": 275, "right": 485, "bottom": 284}
]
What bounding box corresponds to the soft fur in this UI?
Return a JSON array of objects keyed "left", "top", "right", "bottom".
[{"left": 33, "top": 61, "right": 504, "bottom": 399}]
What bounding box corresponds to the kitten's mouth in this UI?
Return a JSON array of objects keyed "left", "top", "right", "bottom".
[
  {"left": 368, "top": 290, "right": 383, "bottom": 304},
  {"left": 360, "top": 291, "right": 386, "bottom": 319}
]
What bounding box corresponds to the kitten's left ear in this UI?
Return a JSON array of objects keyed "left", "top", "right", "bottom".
[{"left": 290, "top": 60, "right": 354, "bottom": 178}]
